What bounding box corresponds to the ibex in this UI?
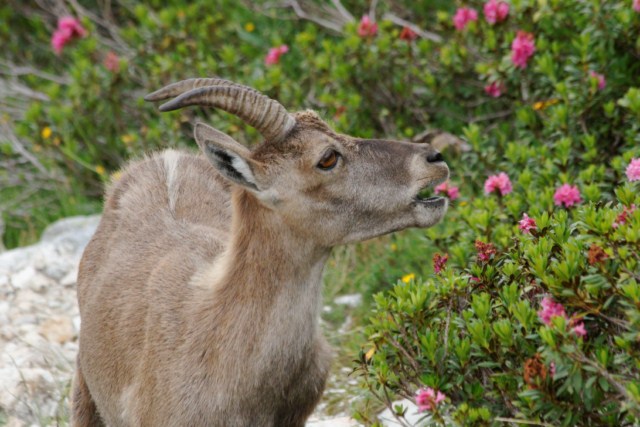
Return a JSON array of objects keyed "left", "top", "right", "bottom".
[{"left": 72, "top": 78, "right": 449, "bottom": 426}]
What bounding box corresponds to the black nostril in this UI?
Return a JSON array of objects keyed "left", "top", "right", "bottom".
[{"left": 427, "top": 152, "right": 444, "bottom": 163}]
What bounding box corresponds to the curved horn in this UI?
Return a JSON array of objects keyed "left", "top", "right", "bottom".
[
  {"left": 143, "top": 78, "right": 258, "bottom": 102},
  {"left": 156, "top": 86, "right": 296, "bottom": 143}
]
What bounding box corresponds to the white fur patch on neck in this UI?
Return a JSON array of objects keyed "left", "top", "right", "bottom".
[{"left": 163, "top": 150, "right": 182, "bottom": 214}]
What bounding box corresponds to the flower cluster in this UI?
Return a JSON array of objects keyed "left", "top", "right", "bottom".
[
  {"left": 613, "top": 204, "right": 637, "bottom": 228},
  {"left": 538, "top": 297, "right": 587, "bottom": 337},
  {"left": 518, "top": 213, "right": 537, "bottom": 234},
  {"left": 453, "top": 7, "right": 478, "bottom": 31},
  {"left": 483, "top": 0, "right": 509, "bottom": 24},
  {"left": 484, "top": 81, "right": 505, "bottom": 98},
  {"left": 627, "top": 158, "right": 640, "bottom": 181},
  {"left": 434, "top": 181, "right": 460, "bottom": 200},
  {"left": 475, "top": 240, "right": 497, "bottom": 262},
  {"left": 484, "top": 172, "right": 512, "bottom": 196},
  {"left": 415, "top": 387, "right": 446, "bottom": 412},
  {"left": 553, "top": 184, "right": 581, "bottom": 208},
  {"left": 511, "top": 31, "right": 536, "bottom": 69},
  {"left": 432, "top": 253, "right": 448, "bottom": 274},
  {"left": 399, "top": 26, "right": 418, "bottom": 41},
  {"left": 358, "top": 16, "right": 378, "bottom": 38},
  {"left": 51, "top": 16, "right": 87, "bottom": 55},
  {"left": 265, "top": 45, "right": 289, "bottom": 66}
]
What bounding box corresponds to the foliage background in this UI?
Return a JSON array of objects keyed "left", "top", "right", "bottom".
[{"left": 1, "top": 0, "right": 640, "bottom": 426}]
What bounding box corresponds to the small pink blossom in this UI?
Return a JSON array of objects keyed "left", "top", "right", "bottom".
[
  {"left": 634, "top": 0, "right": 640, "bottom": 12},
  {"left": 511, "top": 31, "right": 535, "bottom": 69},
  {"left": 484, "top": 81, "right": 505, "bottom": 98},
  {"left": 453, "top": 7, "right": 478, "bottom": 31},
  {"left": 589, "top": 71, "right": 606, "bottom": 91},
  {"left": 265, "top": 45, "right": 289, "bottom": 66},
  {"left": 518, "top": 213, "right": 537, "bottom": 234},
  {"left": 416, "top": 387, "right": 446, "bottom": 412},
  {"left": 357, "top": 16, "right": 378, "bottom": 38},
  {"left": 484, "top": 172, "right": 512, "bottom": 196},
  {"left": 572, "top": 321, "right": 587, "bottom": 337},
  {"left": 434, "top": 181, "right": 460, "bottom": 200},
  {"left": 553, "top": 184, "right": 582, "bottom": 208},
  {"left": 626, "top": 158, "right": 640, "bottom": 181},
  {"left": 51, "top": 16, "right": 87, "bottom": 55},
  {"left": 483, "top": 0, "right": 509, "bottom": 24},
  {"left": 538, "top": 297, "right": 567, "bottom": 325},
  {"left": 613, "top": 204, "right": 637, "bottom": 228},
  {"left": 399, "top": 26, "right": 418, "bottom": 41},
  {"left": 433, "top": 253, "right": 449, "bottom": 274},
  {"left": 549, "top": 362, "right": 556, "bottom": 378},
  {"left": 103, "top": 51, "right": 120, "bottom": 72}
]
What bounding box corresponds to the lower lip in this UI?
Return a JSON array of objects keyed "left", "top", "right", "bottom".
[{"left": 415, "top": 196, "right": 446, "bottom": 208}]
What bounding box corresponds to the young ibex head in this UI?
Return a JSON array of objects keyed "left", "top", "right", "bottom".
[{"left": 145, "top": 78, "right": 449, "bottom": 246}]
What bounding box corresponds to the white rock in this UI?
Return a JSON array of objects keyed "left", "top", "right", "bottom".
[{"left": 334, "top": 293, "right": 363, "bottom": 308}]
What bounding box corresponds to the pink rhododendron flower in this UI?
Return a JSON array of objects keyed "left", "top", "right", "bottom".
[
  {"left": 589, "top": 71, "right": 606, "bottom": 91},
  {"left": 483, "top": 0, "right": 509, "bottom": 24},
  {"left": 51, "top": 16, "right": 87, "bottom": 55},
  {"left": 265, "top": 45, "right": 289, "bottom": 66},
  {"left": 538, "top": 297, "right": 567, "bottom": 325},
  {"left": 613, "top": 204, "right": 637, "bottom": 228},
  {"left": 433, "top": 253, "right": 448, "bottom": 274},
  {"left": 357, "top": 16, "right": 378, "bottom": 38},
  {"left": 399, "top": 26, "right": 418, "bottom": 41},
  {"left": 538, "top": 297, "right": 588, "bottom": 337},
  {"left": 626, "top": 158, "right": 640, "bottom": 181},
  {"left": 518, "top": 213, "right": 537, "bottom": 234},
  {"left": 484, "top": 172, "right": 512, "bottom": 196},
  {"left": 103, "top": 51, "right": 120, "bottom": 72},
  {"left": 484, "top": 81, "right": 505, "bottom": 98},
  {"left": 434, "top": 181, "right": 460, "bottom": 200},
  {"left": 511, "top": 31, "right": 535, "bottom": 69},
  {"left": 572, "top": 321, "right": 587, "bottom": 337},
  {"left": 453, "top": 7, "right": 478, "bottom": 31},
  {"left": 553, "top": 184, "right": 582, "bottom": 208},
  {"left": 634, "top": 0, "right": 640, "bottom": 12},
  {"left": 475, "top": 240, "right": 497, "bottom": 263},
  {"left": 416, "top": 387, "right": 446, "bottom": 412}
]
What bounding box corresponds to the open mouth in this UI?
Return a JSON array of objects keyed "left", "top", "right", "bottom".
[{"left": 414, "top": 184, "right": 446, "bottom": 207}]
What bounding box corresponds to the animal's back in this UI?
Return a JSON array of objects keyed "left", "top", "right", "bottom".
[{"left": 76, "top": 149, "right": 232, "bottom": 425}]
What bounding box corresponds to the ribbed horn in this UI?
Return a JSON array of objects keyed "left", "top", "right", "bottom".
[
  {"left": 144, "top": 78, "right": 258, "bottom": 102},
  {"left": 156, "top": 85, "right": 296, "bottom": 143}
]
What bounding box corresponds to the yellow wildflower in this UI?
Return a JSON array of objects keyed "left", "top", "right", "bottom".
[
  {"left": 121, "top": 134, "right": 134, "bottom": 144},
  {"left": 365, "top": 346, "right": 376, "bottom": 361},
  {"left": 401, "top": 273, "right": 415, "bottom": 283},
  {"left": 533, "top": 99, "right": 559, "bottom": 111},
  {"left": 111, "top": 170, "right": 122, "bottom": 182},
  {"left": 390, "top": 243, "right": 398, "bottom": 251},
  {"left": 41, "top": 127, "right": 52, "bottom": 139},
  {"left": 245, "top": 22, "right": 255, "bottom": 32},
  {"left": 96, "top": 165, "right": 106, "bottom": 176}
]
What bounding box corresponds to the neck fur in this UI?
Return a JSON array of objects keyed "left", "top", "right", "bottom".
[{"left": 191, "top": 189, "right": 330, "bottom": 361}]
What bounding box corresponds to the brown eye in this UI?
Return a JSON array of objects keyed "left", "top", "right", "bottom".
[{"left": 317, "top": 150, "right": 340, "bottom": 170}]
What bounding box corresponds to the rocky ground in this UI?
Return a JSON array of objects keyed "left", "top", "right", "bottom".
[{"left": 0, "top": 216, "right": 373, "bottom": 427}]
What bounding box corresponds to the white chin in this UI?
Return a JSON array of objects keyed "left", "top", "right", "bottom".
[{"left": 413, "top": 197, "right": 448, "bottom": 228}]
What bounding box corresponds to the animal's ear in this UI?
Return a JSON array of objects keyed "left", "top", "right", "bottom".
[{"left": 194, "top": 122, "right": 263, "bottom": 191}]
